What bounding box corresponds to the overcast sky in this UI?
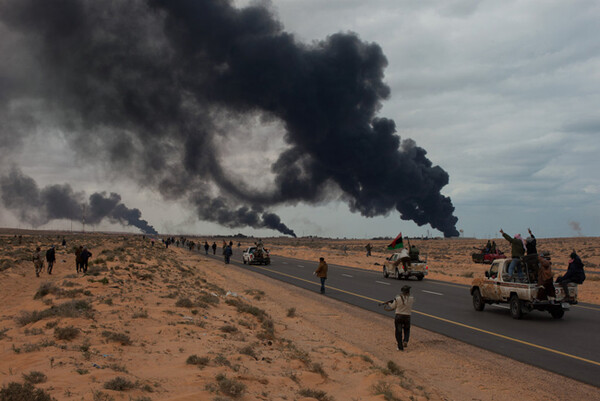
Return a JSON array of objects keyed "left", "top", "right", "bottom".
[{"left": 1, "top": 0, "right": 599, "bottom": 239}]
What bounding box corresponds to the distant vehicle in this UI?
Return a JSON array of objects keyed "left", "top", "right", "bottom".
[
  {"left": 471, "top": 247, "right": 505, "bottom": 264},
  {"left": 470, "top": 257, "right": 577, "bottom": 319},
  {"left": 382, "top": 252, "right": 428, "bottom": 281},
  {"left": 242, "top": 246, "right": 270, "bottom": 265}
]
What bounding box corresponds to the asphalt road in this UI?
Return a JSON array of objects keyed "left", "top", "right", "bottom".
[{"left": 209, "top": 251, "right": 600, "bottom": 387}]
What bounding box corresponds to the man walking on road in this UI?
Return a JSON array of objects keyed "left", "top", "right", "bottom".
[
  {"left": 383, "top": 285, "right": 414, "bottom": 351},
  {"left": 314, "top": 257, "right": 328, "bottom": 294}
]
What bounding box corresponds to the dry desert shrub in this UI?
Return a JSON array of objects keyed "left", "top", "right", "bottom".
[
  {"left": 215, "top": 374, "right": 246, "bottom": 398},
  {"left": 298, "top": 388, "right": 333, "bottom": 401},
  {"left": 0, "top": 382, "right": 54, "bottom": 401},
  {"left": 16, "top": 300, "right": 93, "bottom": 326},
  {"left": 92, "top": 390, "right": 114, "bottom": 401},
  {"left": 34, "top": 283, "right": 61, "bottom": 299},
  {"left": 103, "top": 376, "right": 135, "bottom": 391},
  {"left": 22, "top": 371, "right": 47, "bottom": 385},
  {"left": 371, "top": 381, "right": 401, "bottom": 401},
  {"left": 101, "top": 331, "right": 132, "bottom": 346},
  {"left": 186, "top": 355, "right": 210, "bottom": 367},
  {"left": 286, "top": 307, "right": 296, "bottom": 317},
  {"left": 220, "top": 325, "right": 238, "bottom": 334},
  {"left": 239, "top": 345, "right": 257, "bottom": 358},
  {"left": 175, "top": 297, "right": 194, "bottom": 308},
  {"left": 54, "top": 326, "right": 80, "bottom": 341}
]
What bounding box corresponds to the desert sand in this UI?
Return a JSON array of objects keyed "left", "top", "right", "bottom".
[{"left": 0, "top": 231, "right": 598, "bottom": 401}]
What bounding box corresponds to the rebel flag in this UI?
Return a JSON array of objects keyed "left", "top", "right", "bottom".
[{"left": 387, "top": 232, "right": 404, "bottom": 250}]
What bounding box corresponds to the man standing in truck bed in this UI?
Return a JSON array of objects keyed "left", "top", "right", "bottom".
[{"left": 500, "top": 229, "right": 525, "bottom": 281}]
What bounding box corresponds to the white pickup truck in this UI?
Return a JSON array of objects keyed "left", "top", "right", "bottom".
[
  {"left": 242, "top": 246, "right": 270, "bottom": 265},
  {"left": 470, "top": 257, "right": 577, "bottom": 319},
  {"left": 382, "top": 252, "right": 428, "bottom": 281}
]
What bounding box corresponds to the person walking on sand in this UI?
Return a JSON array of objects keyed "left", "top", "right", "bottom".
[
  {"left": 46, "top": 245, "right": 56, "bottom": 275},
  {"left": 79, "top": 247, "right": 92, "bottom": 274},
  {"left": 365, "top": 243, "right": 372, "bottom": 257},
  {"left": 383, "top": 285, "right": 414, "bottom": 351},
  {"left": 204, "top": 241, "right": 209, "bottom": 255},
  {"left": 75, "top": 245, "right": 84, "bottom": 273},
  {"left": 32, "top": 246, "right": 44, "bottom": 278},
  {"left": 212, "top": 242, "right": 217, "bottom": 255},
  {"left": 314, "top": 257, "right": 328, "bottom": 294}
]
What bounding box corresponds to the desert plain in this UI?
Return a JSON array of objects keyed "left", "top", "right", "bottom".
[{"left": 0, "top": 230, "right": 599, "bottom": 401}]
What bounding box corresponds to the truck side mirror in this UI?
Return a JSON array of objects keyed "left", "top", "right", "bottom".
[{"left": 485, "top": 271, "right": 490, "bottom": 278}]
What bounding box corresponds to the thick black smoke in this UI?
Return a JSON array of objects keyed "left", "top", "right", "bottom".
[
  {"left": 0, "top": 167, "right": 158, "bottom": 235},
  {"left": 0, "top": 0, "right": 459, "bottom": 237}
]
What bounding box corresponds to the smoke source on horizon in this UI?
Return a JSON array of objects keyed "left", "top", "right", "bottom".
[
  {"left": 0, "top": 167, "right": 158, "bottom": 235},
  {"left": 569, "top": 221, "right": 583, "bottom": 237},
  {"left": 0, "top": 0, "right": 459, "bottom": 237}
]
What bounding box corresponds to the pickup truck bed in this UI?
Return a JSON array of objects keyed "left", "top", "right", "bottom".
[{"left": 470, "top": 257, "right": 577, "bottom": 319}]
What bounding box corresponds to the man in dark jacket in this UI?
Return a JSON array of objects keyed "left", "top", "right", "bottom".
[
  {"left": 556, "top": 251, "right": 585, "bottom": 301},
  {"left": 80, "top": 247, "right": 92, "bottom": 273},
  {"left": 46, "top": 245, "right": 56, "bottom": 275},
  {"left": 211, "top": 242, "right": 217, "bottom": 255},
  {"left": 525, "top": 228, "right": 537, "bottom": 255},
  {"left": 500, "top": 229, "right": 525, "bottom": 281},
  {"left": 223, "top": 245, "right": 233, "bottom": 264}
]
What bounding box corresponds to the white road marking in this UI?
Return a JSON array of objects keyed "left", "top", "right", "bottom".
[
  {"left": 282, "top": 262, "right": 288, "bottom": 264},
  {"left": 342, "top": 274, "right": 353, "bottom": 278},
  {"left": 375, "top": 281, "right": 391, "bottom": 285},
  {"left": 422, "top": 290, "right": 443, "bottom": 296},
  {"left": 491, "top": 304, "right": 510, "bottom": 309},
  {"left": 297, "top": 265, "right": 304, "bottom": 268}
]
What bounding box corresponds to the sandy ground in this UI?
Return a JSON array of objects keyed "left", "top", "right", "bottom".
[{"left": 0, "top": 231, "right": 598, "bottom": 401}]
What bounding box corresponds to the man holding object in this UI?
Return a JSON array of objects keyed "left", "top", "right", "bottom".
[{"left": 383, "top": 285, "right": 414, "bottom": 351}]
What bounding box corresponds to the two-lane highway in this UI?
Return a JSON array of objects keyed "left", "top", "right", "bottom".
[{"left": 210, "top": 252, "right": 600, "bottom": 386}]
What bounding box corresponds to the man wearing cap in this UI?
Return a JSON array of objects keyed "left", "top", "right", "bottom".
[{"left": 384, "top": 285, "right": 414, "bottom": 351}]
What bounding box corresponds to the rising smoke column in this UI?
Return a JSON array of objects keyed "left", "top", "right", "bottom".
[
  {"left": 0, "top": 167, "right": 158, "bottom": 234},
  {"left": 0, "top": 0, "right": 459, "bottom": 237}
]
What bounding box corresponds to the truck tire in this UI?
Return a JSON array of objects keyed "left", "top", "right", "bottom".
[
  {"left": 510, "top": 294, "right": 523, "bottom": 319},
  {"left": 549, "top": 307, "right": 564, "bottom": 319},
  {"left": 383, "top": 267, "right": 389, "bottom": 278},
  {"left": 417, "top": 274, "right": 424, "bottom": 281},
  {"left": 265, "top": 260, "right": 270, "bottom": 265},
  {"left": 472, "top": 288, "right": 485, "bottom": 311}
]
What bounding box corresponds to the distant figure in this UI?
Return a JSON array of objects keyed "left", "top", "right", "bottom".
[
  {"left": 45, "top": 245, "right": 56, "bottom": 275},
  {"left": 500, "top": 229, "right": 525, "bottom": 281},
  {"left": 484, "top": 240, "right": 492, "bottom": 254},
  {"left": 556, "top": 251, "right": 585, "bottom": 301},
  {"left": 62, "top": 237, "right": 66, "bottom": 248},
  {"left": 75, "top": 245, "right": 84, "bottom": 273},
  {"left": 365, "top": 243, "right": 372, "bottom": 257},
  {"left": 383, "top": 285, "right": 414, "bottom": 351},
  {"left": 490, "top": 241, "right": 497, "bottom": 254},
  {"left": 314, "top": 257, "right": 328, "bottom": 294},
  {"left": 204, "top": 241, "right": 209, "bottom": 255},
  {"left": 525, "top": 228, "right": 537, "bottom": 255},
  {"left": 342, "top": 244, "right": 347, "bottom": 255},
  {"left": 32, "top": 246, "right": 44, "bottom": 278},
  {"left": 79, "top": 247, "right": 92, "bottom": 274},
  {"left": 229, "top": 241, "right": 233, "bottom": 247},
  {"left": 224, "top": 245, "right": 233, "bottom": 264},
  {"left": 212, "top": 242, "right": 217, "bottom": 255}
]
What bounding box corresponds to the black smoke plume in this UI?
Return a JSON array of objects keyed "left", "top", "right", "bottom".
[
  {"left": 0, "top": 0, "right": 459, "bottom": 237},
  {"left": 0, "top": 167, "right": 158, "bottom": 235}
]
